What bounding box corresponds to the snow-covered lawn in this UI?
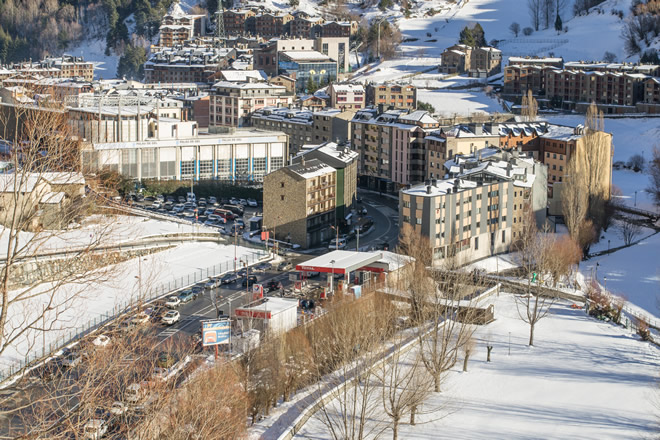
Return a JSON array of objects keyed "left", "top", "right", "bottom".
[
  {"left": 584, "top": 231, "right": 660, "bottom": 319},
  {"left": 417, "top": 88, "right": 505, "bottom": 117},
  {"left": 294, "top": 293, "right": 660, "bottom": 439}
]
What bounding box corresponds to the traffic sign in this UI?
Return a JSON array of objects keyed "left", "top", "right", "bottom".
[{"left": 201, "top": 319, "right": 231, "bottom": 347}]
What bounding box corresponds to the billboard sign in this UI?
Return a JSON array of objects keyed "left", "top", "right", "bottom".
[{"left": 201, "top": 319, "right": 231, "bottom": 347}]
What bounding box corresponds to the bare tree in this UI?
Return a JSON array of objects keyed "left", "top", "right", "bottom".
[
  {"left": 0, "top": 102, "right": 119, "bottom": 378},
  {"left": 520, "top": 89, "right": 538, "bottom": 122},
  {"left": 562, "top": 154, "right": 589, "bottom": 245},
  {"left": 513, "top": 215, "right": 557, "bottom": 346},
  {"left": 462, "top": 333, "right": 476, "bottom": 372},
  {"left": 528, "top": 0, "right": 542, "bottom": 31},
  {"left": 619, "top": 220, "right": 642, "bottom": 246},
  {"left": 509, "top": 22, "right": 521, "bottom": 37},
  {"left": 542, "top": 0, "right": 554, "bottom": 28}
]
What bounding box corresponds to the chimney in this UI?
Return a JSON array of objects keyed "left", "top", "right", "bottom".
[
  {"left": 378, "top": 103, "right": 384, "bottom": 114},
  {"left": 425, "top": 179, "right": 431, "bottom": 186},
  {"left": 459, "top": 164, "right": 464, "bottom": 174},
  {"left": 431, "top": 178, "right": 437, "bottom": 186},
  {"left": 301, "top": 156, "right": 305, "bottom": 166},
  {"left": 426, "top": 185, "right": 432, "bottom": 194}
]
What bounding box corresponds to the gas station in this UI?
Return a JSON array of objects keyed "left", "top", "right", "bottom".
[{"left": 295, "top": 250, "right": 399, "bottom": 296}]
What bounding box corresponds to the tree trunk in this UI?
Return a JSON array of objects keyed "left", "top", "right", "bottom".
[
  {"left": 410, "top": 405, "right": 417, "bottom": 425},
  {"left": 486, "top": 345, "right": 492, "bottom": 362},
  {"left": 529, "top": 322, "right": 535, "bottom": 346},
  {"left": 434, "top": 374, "right": 441, "bottom": 392},
  {"left": 463, "top": 353, "right": 470, "bottom": 372},
  {"left": 392, "top": 418, "right": 399, "bottom": 440}
]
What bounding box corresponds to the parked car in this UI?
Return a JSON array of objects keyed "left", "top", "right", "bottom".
[
  {"left": 277, "top": 261, "right": 292, "bottom": 271},
  {"left": 165, "top": 296, "right": 181, "bottom": 308},
  {"left": 229, "top": 197, "right": 238, "bottom": 205},
  {"left": 92, "top": 334, "right": 111, "bottom": 347},
  {"left": 221, "top": 272, "right": 240, "bottom": 284},
  {"left": 204, "top": 277, "right": 221, "bottom": 289},
  {"left": 242, "top": 275, "right": 258, "bottom": 287},
  {"left": 238, "top": 198, "right": 248, "bottom": 206},
  {"left": 235, "top": 218, "right": 245, "bottom": 228},
  {"left": 177, "top": 196, "right": 186, "bottom": 203},
  {"left": 267, "top": 280, "right": 282, "bottom": 292},
  {"left": 161, "top": 310, "right": 180, "bottom": 326},
  {"left": 177, "top": 289, "right": 196, "bottom": 303},
  {"left": 131, "top": 312, "right": 150, "bottom": 325},
  {"left": 83, "top": 419, "right": 108, "bottom": 440},
  {"left": 246, "top": 198, "right": 258, "bottom": 207},
  {"left": 237, "top": 268, "right": 248, "bottom": 278},
  {"left": 209, "top": 196, "right": 218, "bottom": 205},
  {"left": 110, "top": 401, "right": 128, "bottom": 416},
  {"left": 60, "top": 352, "right": 83, "bottom": 368},
  {"left": 328, "top": 238, "right": 347, "bottom": 250},
  {"left": 191, "top": 285, "right": 204, "bottom": 296},
  {"left": 254, "top": 262, "right": 272, "bottom": 272}
]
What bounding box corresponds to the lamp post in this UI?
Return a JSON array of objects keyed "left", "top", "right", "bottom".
[
  {"left": 376, "top": 18, "right": 387, "bottom": 61},
  {"left": 634, "top": 191, "right": 637, "bottom": 207},
  {"left": 330, "top": 225, "right": 339, "bottom": 250},
  {"left": 607, "top": 239, "right": 610, "bottom": 253},
  {"left": 604, "top": 276, "right": 607, "bottom": 291},
  {"left": 330, "top": 259, "right": 335, "bottom": 294}
]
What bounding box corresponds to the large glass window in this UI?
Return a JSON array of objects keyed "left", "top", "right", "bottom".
[
  {"left": 235, "top": 158, "right": 249, "bottom": 180},
  {"left": 141, "top": 149, "right": 157, "bottom": 179},
  {"left": 121, "top": 149, "right": 138, "bottom": 178},
  {"left": 253, "top": 157, "right": 266, "bottom": 181},
  {"left": 270, "top": 157, "right": 284, "bottom": 172},
  {"left": 217, "top": 159, "right": 231, "bottom": 180},
  {"left": 180, "top": 160, "right": 194, "bottom": 179},
  {"left": 199, "top": 160, "right": 213, "bottom": 178}
]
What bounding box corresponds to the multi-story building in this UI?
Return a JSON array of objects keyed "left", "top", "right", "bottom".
[
  {"left": 255, "top": 12, "right": 294, "bottom": 38},
  {"left": 143, "top": 46, "right": 236, "bottom": 84},
  {"left": 250, "top": 107, "right": 313, "bottom": 154},
  {"left": 502, "top": 64, "right": 548, "bottom": 97},
  {"left": 223, "top": 9, "right": 256, "bottom": 36},
  {"left": 351, "top": 107, "right": 440, "bottom": 189},
  {"left": 639, "top": 77, "right": 660, "bottom": 113},
  {"left": 289, "top": 16, "right": 325, "bottom": 38},
  {"left": 507, "top": 56, "right": 564, "bottom": 67},
  {"left": 279, "top": 51, "right": 338, "bottom": 91},
  {"left": 208, "top": 81, "right": 293, "bottom": 128},
  {"left": 158, "top": 2, "right": 207, "bottom": 47},
  {"left": 365, "top": 83, "right": 417, "bottom": 110},
  {"left": 440, "top": 123, "right": 501, "bottom": 163},
  {"left": 292, "top": 141, "right": 359, "bottom": 219},
  {"left": 320, "top": 21, "right": 357, "bottom": 38},
  {"left": 439, "top": 45, "right": 501, "bottom": 76},
  {"left": 5, "top": 56, "right": 95, "bottom": 81},
  {"left": 80, "top": 128, "right": 288, "bottom": 183},
  {"left": 400, "top": 177, "right": 514, "bottom": 264},
  {"left": 311, "top": 109, "right": 355, "bottom": 145},
  {"left": 268, "top": 75, "right": 297, "bottom": 94},
  {"left": 254, "top": 36, "right": 350, "bottom": 77},
  {"left": 329, "top": 84, "right": 365, "bottom": 110},
  {"left": 263, "top": 158, "right": 337, "bottom": 248}
]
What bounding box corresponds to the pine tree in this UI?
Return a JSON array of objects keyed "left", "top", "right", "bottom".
[
  {"left": 458, "top": 26, "right": 475, "bottom": 47},
  {"left": 554, "top": 13, "right": 562, "bottom": 32},
  {"left": 472, "top": 23, "right": 487, "bottom": 46}
]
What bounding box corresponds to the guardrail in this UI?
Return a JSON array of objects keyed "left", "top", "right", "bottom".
[{"left": 0, "top": 249, "right": 270, "bottom": 384}]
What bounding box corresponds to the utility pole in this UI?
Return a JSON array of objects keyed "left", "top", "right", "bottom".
[
  {"left": 234, "top": 228, "right": 238, "bottom": 272},
  {"left": 215, "top": 7, "right": 226, "bottom": 49},
  {"left": 356, "top": 226, "right": 360, "bottom": 251}
]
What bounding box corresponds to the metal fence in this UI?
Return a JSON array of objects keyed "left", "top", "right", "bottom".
[{"left": 0, "top": 249, "right": 269, "bottom": 383}]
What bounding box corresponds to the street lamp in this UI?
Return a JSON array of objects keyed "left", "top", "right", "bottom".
[
  {"left": 330, "top": 225, "right": 339, "bottom": 250},
  {"left": 376, "top": 17, "right": 388, "bottom": 61},
  {"left": 634, "top": 191, "right": 637, "bottom": 207},
  {"left": 330, "top": 259, "right": 336, "bottom": 294},
  {"left": 604, "top": 276, "right": 607, "bottom": 291}
]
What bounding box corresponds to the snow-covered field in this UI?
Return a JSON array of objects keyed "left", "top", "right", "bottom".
[
  {"left": 2, "top": 241, "right": 266, "bottom": 376},
  {"left": 294, "top": 293, "right": 660, "bottom": 439},
  {"left": 417, "top": 88, "right": 505, "bottom": 117}
]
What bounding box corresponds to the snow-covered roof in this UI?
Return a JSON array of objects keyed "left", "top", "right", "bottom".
[
  {"left": 40, "top": 191, "right": 65, "bottom": 204},
  {"left": 281, "top": 51, "right": 333, "bottom": 62},
  {"left": 212, "top": 81, "right": 285, "bottom": 91},
  {"left": 237, "top": 297, "right": 298, "bottom": 315},
  {"left": 296, "top": 142, "right": 358, "bottom": 164},
  {"left": 398, "top": 111, "right": 437, "bottom": 125},
  {"left": 167, "top": 1, "right": 186, "bottom": 17},
  {"left": 286, "top": 158, "right": 336, "bottom": 180},
  {"left": 0, "top": 174, "right": 41, "bottom": 193},
  {"left": 219, "top": 70, "right": 267, "bottom": 82},
  {"left": 332, "top": 83, "right": 364, "bottom": 93},
  {"left": 402, "top": 178, "right": 478, "bottom": 197},
  {"left": 540, "top": 124, "right": 584, "bottom": 141},
  {"left": 42, "top": 172, "right": 85, "bottom": 186}
]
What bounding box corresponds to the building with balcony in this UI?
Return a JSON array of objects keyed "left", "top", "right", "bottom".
[
  {"left": 144, "top": 46, "right": 236, "bottom": 84},
  {"left": 329, "top": 83, "right": 365, "bottom": 110},
  {"left": 209, "top": 81, "right": 293, "bottom": 129},
  {"left": 311, "top": 108, "right": 354, "bottom": 145},
  {"left": 158, "top": 1, "right": 207, "bottom": 47},
  {"left": 250, "top": 107, "right": 313, "bottom": 154},
  {"left": 365, "top": 83, "right": 417, "bottom": 110},
  {"left": 223, "top": 9, "right": 256, "bottom": 36},
  {"left": 439, "top": 45, "right": 501, "bottom": 77},
  {"left": 254, "top": 36, "right": 349, "bottom": 78},
  {"left": 263, "top": 158, "right": 337, "bottom": 248}
]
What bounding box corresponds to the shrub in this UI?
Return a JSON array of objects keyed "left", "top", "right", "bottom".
[
  {"left": 627, "top": 153, "right": 646, "bottom": 172},
  {"left": 523, "top": 27, "right": 533, "bottom": 36}
]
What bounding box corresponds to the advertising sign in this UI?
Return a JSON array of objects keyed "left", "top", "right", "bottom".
[{"left": 201, "top": 319, "right": 231, "bottom": 347}]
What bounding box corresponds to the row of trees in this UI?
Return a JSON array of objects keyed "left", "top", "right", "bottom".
[{"left": 528, "top": 0, "right": 569, "bottom": 31}]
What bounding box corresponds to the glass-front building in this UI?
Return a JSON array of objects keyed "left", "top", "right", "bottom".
[{"left": 278, "top": 51, "right": 338, "bottom": 92}]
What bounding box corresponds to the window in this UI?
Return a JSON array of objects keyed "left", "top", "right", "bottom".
[
  {"left": 403, "top": 215, "right": 410, "bottom": 222},
  {"left": 416, "top": 218, "right": 422, "bottom": 225},
  {"left": 403, "top": 200, "right": 411, "bottom": 208},
  {"left": 502, "top": 230, "right": 506, "bottom": 243},
  {"left": 474, "top": 237, "right": 479, "bottom": 250},
  {"left": 280, "top": 182, "right": 285, "bottom": 188},
  {"left": 559, "top": 165, "right": 563, "bottom": 171},
  {"left": 456, "top": 214, "right": 460, "bottom": 221},
  {"left": 281, "top": 195, "right": 285, "bottom": 201},
  {"left": 546, "top": 152, "right": 550, "bottom": 158},
  {"left": 553, "top": 164, "right": 556, "bottom": 170},
  {"left": 180, "top": 160, "right": 194, "bottom": 179}
]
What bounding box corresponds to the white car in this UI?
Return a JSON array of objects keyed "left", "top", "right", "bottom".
[
  {"left": 246, "top": 198, "right": 258, "bottom": 207},
  {"left": 161, "top": 310, "right": 180, "bottom": 325},
  {"left": 328, "top": 238, "right": 347, "bottom": 250},
  {"left": 165, "top": 296, "right": 181, "bottom": 308},
  {"left": 131, "top": 312, "right": 150, "bottom": 325},
  {"left": 83, "top": 419, "right": 108, "bottom": 440},
  {"left": 92, "top": 334, "right": 111, "bottom": 347},
  {"left": 110, "top": 401, "right": 128, "bottom": 416}
]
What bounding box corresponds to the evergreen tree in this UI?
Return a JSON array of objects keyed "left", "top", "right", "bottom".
[
  {"left": 306, "top": 76, "right": 315, "bottom": 93},
  {"left": 472, "top": 23, "right": 487, "bottom": 47},
  {"left": 458, "top": 26, "right": 475, "bottom": 47},
  {"left": 117, "top": 44, "right": 147, "bottom": 80},
  {"left": 554, "top": 13, "right": 563, "bottom": 31}
]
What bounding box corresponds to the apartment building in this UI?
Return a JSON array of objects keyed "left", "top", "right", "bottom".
[
  {"left": 289, "top": 16, "right": 325, "bottom": 38},
  {"left": 351, "top": 108, "right": 440, "bottom": 189},
  {"left": 223, "top": 9, "right": 256, "bottom": 36},
  {"left": 320, "top": 21, "right": 357, "bottom": 38},
  {"left": 400, "top": 177, "right": 513, "bottom": 264},
  {"left": 254, "top": 37, "right": 350, "bottom": 78},
  {"left": 208, "top": 81, "right": 293, "bottom": 128},
  {"left": 439, "top": 45, "right": 502, "bottom": 76},
  {"left": 4, "top": 56, "right": 95, "bottom": 81},
  {"left": 502, "top": 64, "right": 548, "bottom": 97},
  {"left": 158, "top": 2, "right": 207, "bottom": 47},
  {"left": 311, "top": 109, "right": 354, "bottom": 144},
  {"left": 256, "top": 13, "right": 294, "bottom": 38},
  {"left": 268, "top": 75, "right": 296, "bottom": 94},
  {"left": 143, "top": 46, "right": 236, "bottom": 84},
  {"left": 507, "top": 56, "right": 564, "bottom": 67},
  {"left": 365, "top": 83, "right": 417, "bottom": 110},
  {"left": 329, "top": 84, "right": 365, "bottom": 110},
  {"left": 292, "top": 141, "right": 358, "bottom": 219},
  {"left": 263, "top": 158, "right": 337, "bottom": 248},
  {"left": 638, "top": 77, "right": 660, "bottom": 113},
  {"left": 250, "top": 107, "right": 313, "bottom": 154}
]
